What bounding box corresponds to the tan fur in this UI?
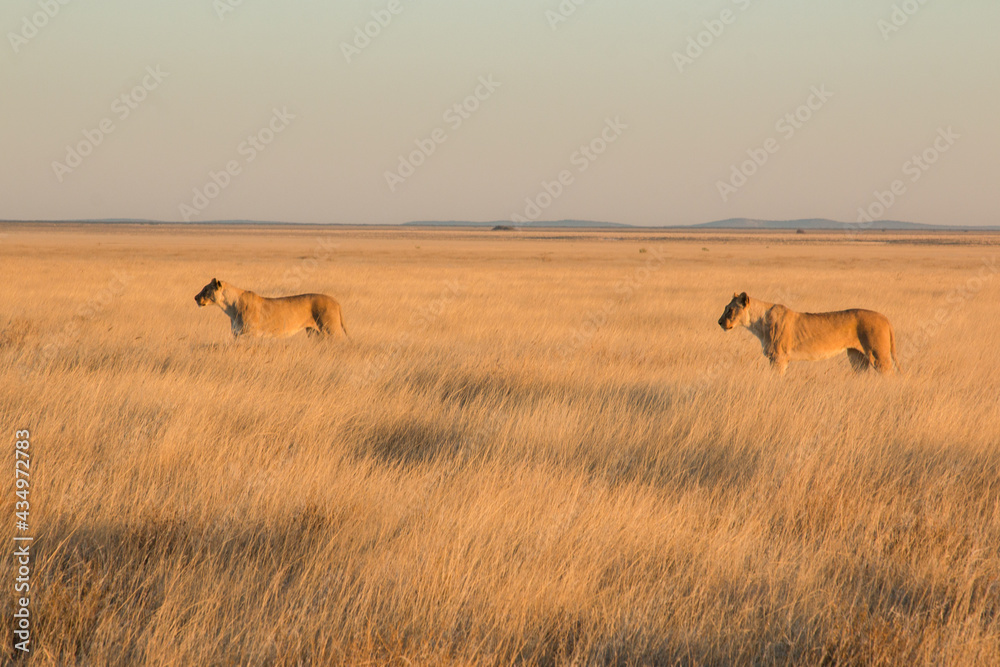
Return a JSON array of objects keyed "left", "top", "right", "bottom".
[
  {"left": 718, "top": 292, "right": 901, "bottom": 375},
  {"left": 195, "top": 279, "right": 348, "bottom": 340}
]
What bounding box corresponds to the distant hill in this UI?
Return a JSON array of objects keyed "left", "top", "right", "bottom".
[
  {"left": 402, "top": 218, "right": 1000, "bottom": 230},
  {"left": 0, "top": 218, "right": 294, "bottom": 226},
  {"left": 402, "top": 219, "right": 629, "bottom": 228},
  {"left": 2, "top": 217, "right": 997, "bottom": 230},
  {"left": 693, "top": 218, "right": 939, "bottom": 230}
]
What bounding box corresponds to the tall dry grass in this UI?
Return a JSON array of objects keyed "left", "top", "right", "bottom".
[{"left": 1, "top": 224, "right": 999, "bottom": 665}]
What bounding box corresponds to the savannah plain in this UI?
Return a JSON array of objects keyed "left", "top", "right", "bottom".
[{"left": 1, "top": 223, "right": 999, "bottom": 666}]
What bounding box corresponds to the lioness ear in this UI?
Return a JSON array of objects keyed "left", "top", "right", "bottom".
[
  {"left": 211, "top": 278, "right": 219, "bottom": 287},
  {"left": 739, "top": 292, "right": 749, "bottom": 306}
]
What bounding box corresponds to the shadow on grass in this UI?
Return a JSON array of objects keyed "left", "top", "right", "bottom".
[{"left": 344, "top": 413, "right": 466, "bottom": 467}]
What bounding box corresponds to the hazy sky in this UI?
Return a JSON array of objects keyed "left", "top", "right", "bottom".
[{"left": 2, "top": 1, "right": 997, "bottom": 226}]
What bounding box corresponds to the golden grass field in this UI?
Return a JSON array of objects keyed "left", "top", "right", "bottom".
[{"left": 1, "top": 223, "right": 999, "bottom": 665}]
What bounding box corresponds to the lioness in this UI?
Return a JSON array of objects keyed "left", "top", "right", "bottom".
[
  {"left": 717, "top": 292, "right": 900, "bottom": 375},
  {"left": 195, "top": 279, "right": 348, "bottom": 340}
]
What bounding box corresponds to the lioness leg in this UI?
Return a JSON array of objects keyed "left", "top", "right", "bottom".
[
  {"left": 769, "top": 355, "right": 789, "bottom": 375},
  {"left": 847, "top": 349, "right": 870, "bottom": 373},
  {"left": 314, "top": 307, "right": 346, "bottom": 339},
  {"left": 872, "top": 347, "right": 895, "bottom": 375},
  {"left": 869, "top": 328, "right": 896, "bottom": 375}
]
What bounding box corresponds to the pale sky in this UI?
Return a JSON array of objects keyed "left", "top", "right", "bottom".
[{"left": 1, "top": 1, "right": 997, "bottom": 226}]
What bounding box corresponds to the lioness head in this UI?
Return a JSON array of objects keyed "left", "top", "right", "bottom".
[
  {"left": 718, "top": 292, "right": 750, "bottom": 330},
  {"left": 195, "top": 278, "right": 222, "bottom": 307}
]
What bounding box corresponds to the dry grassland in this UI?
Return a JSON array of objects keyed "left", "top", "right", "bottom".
[{"left": 1, "top": 224, "right": 999, "bottom": 665}]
